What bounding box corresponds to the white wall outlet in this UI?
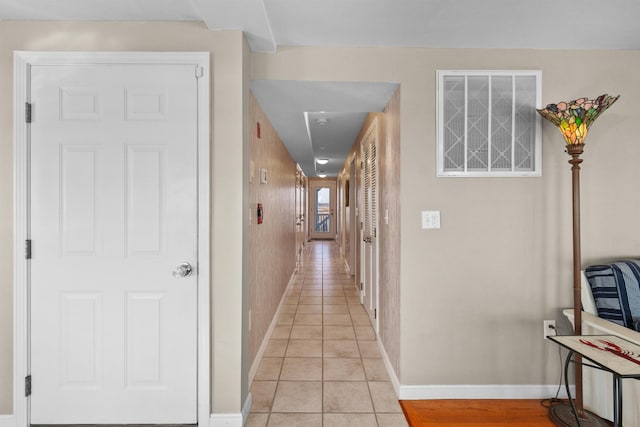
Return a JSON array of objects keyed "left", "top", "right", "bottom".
[
  {"left": 543, "top": 320, "right": 556, "bottom": 339},
  {"left": 421, "top": 210, "right": 441, "bottom": 229}
]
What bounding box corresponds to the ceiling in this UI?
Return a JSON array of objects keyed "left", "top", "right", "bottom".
[
  {"left": 2, "top": 0, "right": 638, "bottom": 52},
  {"left": 251, "top": 81, "right": 398, "bottom": 176},
  {"left": 2, "top": 0, "right": 637, "bottom": 176}
]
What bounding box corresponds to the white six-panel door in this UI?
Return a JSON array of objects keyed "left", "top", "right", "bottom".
[{"left": 29, "top": 63, "right": 199, "bottom": 424}]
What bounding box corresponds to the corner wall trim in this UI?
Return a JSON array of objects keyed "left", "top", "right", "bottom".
[
  {"left": 242, "top": 393, "right": 252, "bottom": 423},
  {"left": 0, "top": 415, "right": 16, "bottom": 427},
  {"left": 209, "top": 413, "right": 243, "bottom": 427},
  {"left": 398, "top": 384, "right": 572, "bottom": 400}
]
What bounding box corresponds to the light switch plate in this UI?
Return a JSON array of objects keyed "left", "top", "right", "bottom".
[{"left": 421, "top": 210, "right": 441, "bottom": 229}]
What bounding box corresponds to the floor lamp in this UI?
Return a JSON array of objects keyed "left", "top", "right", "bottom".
[{"left": 537, "top": 94, "right": 619, "bottom": 427}]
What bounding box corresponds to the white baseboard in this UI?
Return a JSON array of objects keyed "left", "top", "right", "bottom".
[
  {"left": 399, "top": 384, "right": 573, "bottom": 400},
  {"left": 248, "top": 270, "right": 297, "bottom": 385},
  {"left": 209, "top": 391, "right": 250, "bottom": 427},
  {"left": 344, "top": 261, "right": 351, "bottom": 275},
  {"left": 375, "top": 340, "right": 573, "bottom": 401},
  {"left": 377, "top": 338, "right": 401, "bottom": 396},
  {"left": 209, "top": 413, "right": 243, "bottom": 427},
  {"left": 0, "top": 415, "right": 15, "bottom": 427}
]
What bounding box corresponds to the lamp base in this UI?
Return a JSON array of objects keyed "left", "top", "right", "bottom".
[{"left": 548, "top": 402, "right": 612, "bottom": 427}]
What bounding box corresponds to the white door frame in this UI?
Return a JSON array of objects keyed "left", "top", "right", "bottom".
[{"left": 13, "top": 51, "right": 210, "bottom": 427}]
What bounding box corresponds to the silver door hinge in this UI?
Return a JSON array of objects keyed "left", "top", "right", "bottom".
[
  {"left": 195, "top": 65, "right": 204, "bottom": 78},
  {"left": 25, "top": 239, "right": 32, "bottom": 260},
  {"left": 25, "top": 103, "right": 32, "bottom": 123},
  {"left": 360, "top": 282, "right": 363, "bottom": 291},
  {"left": 25, "top": 375, "right": 31, "bottom": 397},
  {"left": 374, "top": 309, "right": 377, "bottom": 319}
]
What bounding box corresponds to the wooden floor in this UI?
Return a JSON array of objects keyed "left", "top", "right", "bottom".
[{"left": 400, "top": 399, "right": 559, "bottom": 427}]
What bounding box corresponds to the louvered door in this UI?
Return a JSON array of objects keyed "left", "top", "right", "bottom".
[{"left": 361, "top": 121, "right": 378, "bottom": 328}]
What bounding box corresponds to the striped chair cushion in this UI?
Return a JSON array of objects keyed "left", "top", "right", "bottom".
[{"left": 585, "top": 260, "right": 640, "bottom": 331}]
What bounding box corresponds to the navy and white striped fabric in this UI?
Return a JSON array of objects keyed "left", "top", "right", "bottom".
[{"left": 585, "top": 260, "right": 640, "bottom": 331}]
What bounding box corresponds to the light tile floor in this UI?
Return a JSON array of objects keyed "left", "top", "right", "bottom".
[{"left": 247, "top": 241, "right": 409, "bottom": 427}]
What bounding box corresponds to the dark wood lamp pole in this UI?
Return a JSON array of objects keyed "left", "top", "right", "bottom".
[
  {"left": 548, "top": 143, "right": 610, "bottom": 427},
  {"left": 567, "top": 143, "right": 584, "bottom": 415}
]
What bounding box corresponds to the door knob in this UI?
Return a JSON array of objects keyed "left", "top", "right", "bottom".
[{"left": 173, "top": 262, "right": 193, "bottom": 279}]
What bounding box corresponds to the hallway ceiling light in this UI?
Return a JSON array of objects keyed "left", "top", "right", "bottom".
[
  {"left": 315, "top": 118, "right": 328, "bottom": 125},
  {"left": 318, "top": 173, "right": 327, "bottom": 178},
  {"left": 316, "top": 158, "right": 329, "bottom": 165}
]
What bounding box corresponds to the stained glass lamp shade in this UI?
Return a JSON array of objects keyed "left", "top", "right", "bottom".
[{"left": 536, "top": 94, "right": 619, "bottom": 146}]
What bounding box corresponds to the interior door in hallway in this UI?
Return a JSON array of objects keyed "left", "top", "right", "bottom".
[
  {"left": 29, "top": 62, "right": 199, "bottom": 424},
  {"left": 309, "top": 181, "right": 336, "bottom": 239},
  {"left": 295, "top": 166, "right": 306, "bottom": 268},
  {"left": 348, "top": 157, "right": 357, "bottom": 276},
  {"left": 361, "top": 123, "right": 379, "bottom": 330}
]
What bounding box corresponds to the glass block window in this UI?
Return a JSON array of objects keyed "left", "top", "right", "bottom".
[{"left": 437, "top": 70, "right": 542, "bottom": 177}]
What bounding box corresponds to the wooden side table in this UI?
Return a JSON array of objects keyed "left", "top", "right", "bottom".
[{"left": 549, "top": 335, "right": 640, "bottom": 427}]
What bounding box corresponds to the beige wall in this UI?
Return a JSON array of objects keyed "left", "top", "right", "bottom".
[
  {"left": 239, "top": 28, "right": 252, "bottom": 411},
  {"left": 0, "top": 23, "right": 15, "bottom": 415},
  {"left": 252, "top": 47, "right": 640, "bottom": 387},
  {"left": 0, "top": 21, "right": 248, "bottom": 414},
  {"left": 248, "top": 93, "right": 298, "bottom": 365},
  {"left": 2, "top": 21, "right": 640, "bottom": 417}
]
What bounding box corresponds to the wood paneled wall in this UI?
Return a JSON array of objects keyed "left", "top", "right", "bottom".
[
  {"left": 336, "top": 88, "right": 402, "bottom": 379},
  {"left": 249, "top": 93, "right": 298, "bottom": 365},
  {"left": 379, "top": 88, "right": 401, "bottom": 375}
]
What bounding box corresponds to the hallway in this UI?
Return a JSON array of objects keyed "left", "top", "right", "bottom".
[{"left": 246, "top": 241, "right": 408, "bottom": 426}]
